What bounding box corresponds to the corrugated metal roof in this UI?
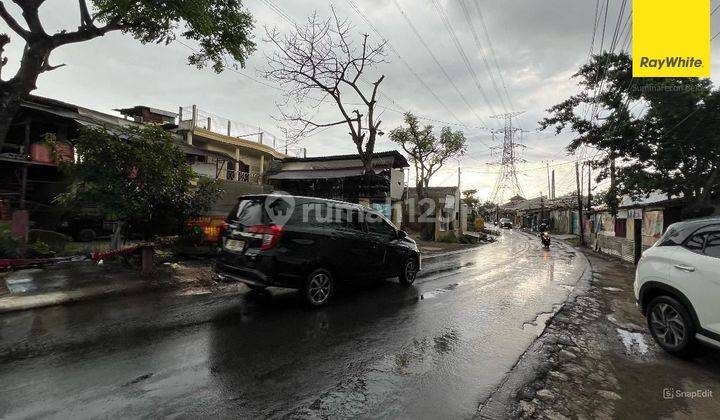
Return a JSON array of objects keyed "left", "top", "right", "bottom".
[{"left": 268, "top": 168, "right": 366, "bottom": 180}]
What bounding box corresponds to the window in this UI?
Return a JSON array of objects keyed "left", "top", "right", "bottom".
[
  {"left": 366, "top": 212, "right": 396, "bottom": 236},
  {"left": 614, "top": 219, "right": 627, "bottom": 238},
  {"left": 704, "top": 233, "right": 720, "bottom": 258},
  {"left": 657, "top": 227, "right": 681, "bottom": 246},
  {"left": 684, "top": 233, "right": 706, "bottom": 253},
  {"left": 230, "top": 199, "right": 265, "bottom": 226},
  {"left": 338, "top": 208, "right": 363, "bottom": 231}
]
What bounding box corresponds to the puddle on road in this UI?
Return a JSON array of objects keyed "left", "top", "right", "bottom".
[
  {"left": 616, "top": 328, "right": 650, "bottom": 356},
  {"left": 418, "top": 283, "right": 463, "bottom": 301},
  {"left": 5, "top": 270, "right": 43, "bottom": 294}
]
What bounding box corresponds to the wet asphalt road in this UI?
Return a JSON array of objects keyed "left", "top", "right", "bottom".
[{"left": 0, "top": 230, "right": 588, "bottom": 419}]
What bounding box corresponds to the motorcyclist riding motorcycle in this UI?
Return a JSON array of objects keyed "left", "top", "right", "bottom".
[{"left": 539, "top": 219, "right": 551, "bottom": 248}]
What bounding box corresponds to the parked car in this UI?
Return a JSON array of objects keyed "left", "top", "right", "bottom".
[
  {"left": 56, "top": 211, "right": 114, "bottom": 242},
  {"left": 634, "top": 217, "right": 720, "bottom": 356},
  {"left": 214, "top": 195, "right": 422, "bottom": 307},
  {"left": 499, "top": 218, "right": 513, "bottom": 229}
]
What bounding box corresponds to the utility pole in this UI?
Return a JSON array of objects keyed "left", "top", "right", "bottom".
[
  {"left": 540, "top": 193, "right": 545, "bottom": 222},
  {"left": 0, "top": 35, "right": 7, "bottom": 80},
  {"left": 545, "top": 161, "right": 551, "bottom": 202},
  {"left": 457, "top": 165, "right": 462, "bottom": 235},
  {"left": 457, "top": 166, "right": 461, "bottom": 191},
  {"left": 587, "top": 163, "right": 592, "bottom": 211},
  {"left": 551, "top": 170, "right": 556, "bottom": 200},
  {"left": 576, "top": 162, "right": 585, "bottom": 245}
]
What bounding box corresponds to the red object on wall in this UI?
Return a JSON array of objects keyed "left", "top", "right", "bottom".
[
  {"left": 30, "top": 143, "right": 53, "bottom": 163},
  {"left": 54, "top": 141, "right": 74, "bottom": 163},
  {"left": 29, "top": 142, "right": 74, "bottom": 164}
]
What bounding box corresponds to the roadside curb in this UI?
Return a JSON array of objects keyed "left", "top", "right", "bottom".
[
  {"left": 421, "top": 240, "right": 495, "bottom": 262},
  {"left": 0, "top": 282, "right": 157, "bottom": 314}
]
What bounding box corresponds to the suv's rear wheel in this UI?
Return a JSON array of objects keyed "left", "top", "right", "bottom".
[
  {"left": 646, "top": 295, "right": 697, "bottom": 357},
  {"left": 304, "top": 269, "right": 334, "bottom": 307},
  {"left": 399, "top": 257, "right": 418, "bottom": 285}
]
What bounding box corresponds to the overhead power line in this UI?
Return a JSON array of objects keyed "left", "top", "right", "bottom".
[
  {"left": 389, "top": 0, "right": 491, "bottom": 129},
  {"left": 430, "top": 0, "right": 501, "bottom": 115},
  {"left": 345, "top": 0, "right": 480, "bottom": 130},
  {"left": 454, "top": 0, "right": 510, "bottom": 113},
  {"left": 467, "top": 0, "right": 515, "bottom": 111}
]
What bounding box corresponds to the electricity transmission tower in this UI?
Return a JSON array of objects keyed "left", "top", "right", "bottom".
[{"left": 489, "top": 111, "right": 526, "bottom": 204}]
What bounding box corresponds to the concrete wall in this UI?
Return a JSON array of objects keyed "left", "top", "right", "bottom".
[
  {"left": 207, "top": 179, "right": 273, "bottom": 217},
  {"left": 550, "top": 209, "right": 571, "bottom": 234},
  {"left": 390, "top": 168, "right": 405, "bottom": 200}
]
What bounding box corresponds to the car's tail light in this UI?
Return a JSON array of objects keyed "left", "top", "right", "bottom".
[{"left": 247, "top": 224, "right": 284, "bottom": 250}]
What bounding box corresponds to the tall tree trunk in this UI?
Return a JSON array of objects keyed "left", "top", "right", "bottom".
[
  {"left": 0, "top": 88, "right": 21, "bottom": 150},
  {"left": 700, "top": 166, "right": 719, "bottom": 203},
  {"left": 0, "top": 39, "right": 52, "bottom": 149}
]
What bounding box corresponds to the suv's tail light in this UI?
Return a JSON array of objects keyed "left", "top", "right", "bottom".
[{"left": 247, "top": 224, "right": 284, "bottom": 250}]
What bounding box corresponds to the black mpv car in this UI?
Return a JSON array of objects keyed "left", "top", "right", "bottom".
[{"left": 214, "top": 194, "right": 421, "bottom": 307}]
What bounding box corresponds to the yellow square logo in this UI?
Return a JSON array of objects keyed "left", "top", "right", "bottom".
[{"left": 633, "top": 0, "right": 711, "bottom": 77}]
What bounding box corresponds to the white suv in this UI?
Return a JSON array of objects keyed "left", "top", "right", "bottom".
[{"left": 634, "top": 217, "right": 720, "bottom": 356}]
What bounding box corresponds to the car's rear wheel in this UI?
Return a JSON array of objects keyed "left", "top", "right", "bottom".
[
  {"left": 399, "top": 257, "right": 418, "bottom": 285},
  {"left": 646, "top": 295, "right": 697, "bottom": 357},
  {"left": 303, "top": 269, "right": 334, "bottom": 307}
]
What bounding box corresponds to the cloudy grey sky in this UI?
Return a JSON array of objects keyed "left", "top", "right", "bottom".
[{"left": 3, "top": 0, "right": 720, "bottom": 202}]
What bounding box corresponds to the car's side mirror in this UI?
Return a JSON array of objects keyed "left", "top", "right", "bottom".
[{"left": 397, "top": 230, "right": 407, "bottom": 239}]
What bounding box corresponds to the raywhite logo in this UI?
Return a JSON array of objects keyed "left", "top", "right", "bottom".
[{"left": 264, "top": 191, "right": 295, "bottom": 226}]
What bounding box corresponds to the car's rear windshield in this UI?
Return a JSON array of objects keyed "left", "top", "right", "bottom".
[{"left": 228, "top": 198, "right": 266, "bottom": 226}]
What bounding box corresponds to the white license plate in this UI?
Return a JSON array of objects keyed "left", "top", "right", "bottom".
[{"left": 225, "top": 239, "right": 246, "bottom": 252}]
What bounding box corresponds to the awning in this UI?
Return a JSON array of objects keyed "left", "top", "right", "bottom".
[{"left": 268, "top": 168, "right": 365, "bottom": 180}]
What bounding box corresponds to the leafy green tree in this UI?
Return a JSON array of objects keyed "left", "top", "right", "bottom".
[
  {"left": 390, "top": 112, "right": 466, "bottom": 240},
  {"left": 462, "top": 189, "right": 479, "bottom": 214},
  {"left": 57, "top": 125, "right": 222, "bottom": 245},
  {"left": 390, "top": 112, "right": 467, "bottom": 197},
  {"left": 625, "top": 78, "right": 719, "bottom": 217},
  {"left": 0, "top": 0, "right": 255, "bottom": 149},
  {"left": 539, "top": 52, "right": 720, "bottom": 216},
  {"left": 477, "top": 200, "right": 496, "bottom": 221},
  {"left": 539, "top": 52, "right": 638, "bottom": 215}
]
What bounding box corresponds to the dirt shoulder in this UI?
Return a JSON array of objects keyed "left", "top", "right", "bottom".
[{"left": 478, "top": 248, "right": 720, "bottom": 419}]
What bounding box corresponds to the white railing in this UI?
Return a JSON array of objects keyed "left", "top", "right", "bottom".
[{"left": 178, "top": 105, "right": 281, "bottom": 148}]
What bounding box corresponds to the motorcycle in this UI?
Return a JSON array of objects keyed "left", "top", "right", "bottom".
[{"left": 541, "top": 231, "right": 551, "bottom": 249}]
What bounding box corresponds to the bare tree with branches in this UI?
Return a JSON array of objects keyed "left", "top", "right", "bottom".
[{"left": 264, "top": 10, "right": 387, "bottom": 172}]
